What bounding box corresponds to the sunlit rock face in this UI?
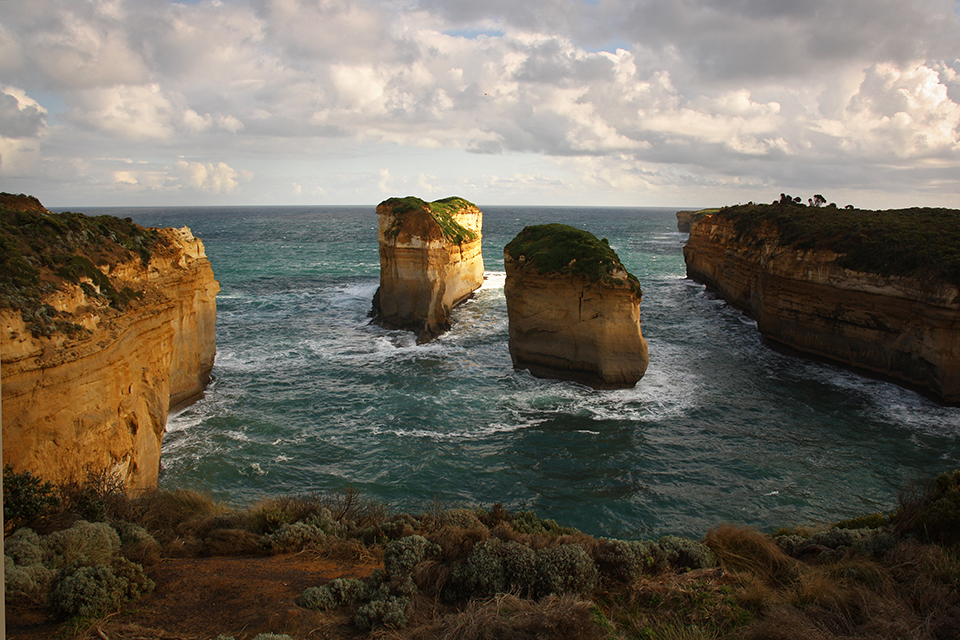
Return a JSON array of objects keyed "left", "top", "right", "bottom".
[
  {"left": 684, "top": 212, "right": 960, "bottom": 404},
  {"left": 503, "top": 224, "right": 649, "bottom": 389},
  {"left": 371, "top": 196, "right": 484, "bottom": 343},
  {"left": 1, "top": 197, "right": 218, "bottom": 491}
]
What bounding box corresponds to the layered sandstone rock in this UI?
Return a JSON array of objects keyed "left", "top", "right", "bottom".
[
  {"left": 504, "top": 224, "right": 649, "bottom": 389},
  {"left": 676, "top": 209, "right": 715, "bottom": 233},
  {"left": 1, "top": 199, "right": 218, "bottom": 491},
  {"left": 684, "top": 208, "right": 960, "bottom": 403},
  {"left": 371, "top": 196, "right": 484, "bottom": 343}
]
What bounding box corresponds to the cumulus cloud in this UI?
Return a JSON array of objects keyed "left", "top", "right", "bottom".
[
  {"left": 0, "top": 0, "right": 958, "bottom": 205},
  {"left": 174, "top": 159, "right": 249, "bottom": 194}
]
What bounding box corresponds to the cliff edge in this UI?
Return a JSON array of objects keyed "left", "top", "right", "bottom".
[
  {"left": 1, "top": 195, "right": 219, "bottom": 491},
  {"left": 371, "top": 196, "right": 484, "bottom": 343},
  {"left": 504, "top": 224, "right": 649, "bottom": 389},
  {"left": 684, "top": 203, "right": 960, "bottom": 403}
]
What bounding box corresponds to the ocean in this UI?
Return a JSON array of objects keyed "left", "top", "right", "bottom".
[{"left": 69, "top": 204, "right": 960, "bottom": 540}]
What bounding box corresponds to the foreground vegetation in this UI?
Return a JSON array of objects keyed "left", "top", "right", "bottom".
[
  {"left": 5, "top": 466, "right": 960, "bottom": 640},
  {"left": 713, "top": 199, "right": 960, "bottom": 286}
]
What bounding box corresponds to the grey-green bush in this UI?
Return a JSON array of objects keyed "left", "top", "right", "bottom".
[
  {"left": 657, "top": 535, "right": 717, "bottom": 571},
  {"left": 593, "top": 538, "right": 662, "bottom": 583},
  {"left": 5, "top": 527, "right": 43, "bottom": 566},
  {"left": 535, "top": 544, "right": 598, "bottom": 597},
  {"left": 260, "top": 522, "right": 326, "bottom": 554},
  {"left": 447, "top": 538, "right": 537, "bottom": 600},
  {"left": 5, "top": 555, "right": 55, "bottom": 604},
  {"left": 353, "top": 595, "right": 410, "bottom": 629},
  {"left": 42, "top": 520, "right": 121, "bottom": 569},
  {"left": 48, "top": 557, "right": 154, "bottom": 618},
  {"left": 383, "top": 535, "right": 440, "bottom": 577},
  {"left": 299, "top": 577, "right": 370, "bottom": 610}
]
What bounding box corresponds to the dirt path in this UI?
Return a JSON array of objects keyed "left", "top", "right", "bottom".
[{"left": 6, "top": 554, "right": 380, "bottom": 640}]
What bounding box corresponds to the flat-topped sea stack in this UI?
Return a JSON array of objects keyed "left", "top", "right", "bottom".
[
  {"left": 504, "top": 224, "right": 649, "bottom": 389},
  {"left": 1, "top": 194, "right": 219, "bottom": 491},
  {"left": 372, "top": 196, "right": 484, "bottom": 343},
  {"left": 684, "top": 202, "right": 960, "bottom": 403}
]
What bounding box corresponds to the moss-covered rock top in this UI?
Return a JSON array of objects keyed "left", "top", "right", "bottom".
[
  {"left": 504, "top": 223, "right": 641, "bottom": 294},
  {"left": 0, "top": 196, "right": 163, "bottom": 336},
  {"left": 712, "top": 202, "right": 960, "bottom": 286},
  {"left": 380, "top": 196, "right": 479, "bottom": 244}
]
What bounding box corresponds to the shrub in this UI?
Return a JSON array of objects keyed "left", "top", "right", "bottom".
[
  {"left": 5, "top": 527, "right": 44, "bottom": 566},
  {"left": 3, "top": 465, "right": 59, "bottom": 531},
  {"left": 511, "top": 510, "right": 580, "bottom": 536},
  {"left": 5, "top": 555, "right": 56, "bottom": 605},
  {"left": 895, "top": 469, "right": 960, "bottom": 546},
  {"left": 260, "top": 522, "right": 326, "bottom": 554},
  {"left": 299, "top": 577, "right": 370, "bottom": 610},
  {"left": 658, "top": 535, "right": 717, "bottom": 571},
  {"left": 48, "top": 557, "right": 154, "bottom": 618},
  {"left": 42, "top": 520, "right": 121, "bottom": 569},
  {"left": 383, "top": 535, "right": 440, "bottom": 577},
  {"left": 535, "top": 543, "right": 598, "bottom": 597},
  {"left": 446, "top": 537, "right": 537, "bottom": 600},
  {"left": 592, "top": 538, "right": 662, "bottom": 583},
  {"left": 440, "top": 508, "right": 486, "bottom": 530},
  {"left": 353, "top": 594, "right": 410, "bottom": 629}
]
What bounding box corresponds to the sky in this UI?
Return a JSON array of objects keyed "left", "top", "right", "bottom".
[{"left": 1, "top": 0, "right": 959, "bottom": 209}]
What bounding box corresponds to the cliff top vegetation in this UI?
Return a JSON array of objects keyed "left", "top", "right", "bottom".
[
  {"left": 4, "top": 465, "right": 960, "bottom": 640},
  {"left": 504, "top": 223, "right": 641, "bottom": 295},
  {"left": 380, "top": 196, "right": 480, "bottom": 244},
  {"left": 0, "top": 194, "right": 162, "bottom": 336},
  {"left": 714, "top": 201, "right": 960, "bottom": 286}
]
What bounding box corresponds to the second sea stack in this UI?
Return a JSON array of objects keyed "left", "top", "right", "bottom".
[
  {"left": 372, "top": 196, "right": 484, "bottom": 343},
  {"left": 504, "top": 223, "right": 649, "bottom": 389}
]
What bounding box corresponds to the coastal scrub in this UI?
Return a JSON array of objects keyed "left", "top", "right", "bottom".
[
  {"left": 504, "top": 223, "right": 641, "bottom": 295},
  {"left": 381, "top": 196, "right": 479, "bottom": 244}
]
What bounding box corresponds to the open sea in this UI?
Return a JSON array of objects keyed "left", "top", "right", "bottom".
[{"left": 69, "top": 205, "right": 960, "bottom": 540}]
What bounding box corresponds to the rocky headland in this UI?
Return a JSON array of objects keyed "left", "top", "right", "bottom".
[
  {"left": 684, "top": 202, "right": 960, "bottom": 403},
  {"left": 371, "top": 196, "right": 484, "bottom": 343},
  {"left": 503, "top": 224, "right": 649, "bottom": 389},
  {"left": 0, "top": 194, "right": 219, "bottom": 491},
  {"left": 676, "top": 208, "right": 717, "bottom": 233}
]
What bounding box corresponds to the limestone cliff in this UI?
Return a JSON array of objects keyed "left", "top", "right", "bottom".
[
  {"left": 676, "top": 209, "right": 716, "bottom": 233},
  {"left": 1, "top": 196, "right": 219, "bottom": 491},
  {"left": 371, "top": 196, "right": 484, "bottom": 343},
  {"left": 684, "top": 204, "right": 960, "bottom": 403},
  {"left": 504, "top": 224, "right": 649, "bottom": 389}
]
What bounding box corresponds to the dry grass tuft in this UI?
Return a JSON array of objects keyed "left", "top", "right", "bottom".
[
  {"left": 705, "top": 524, "right": 799, "bottom": 588},
  {"left": 429, "top": 526, "right": 491, "bottom": 562},
  {"left": 393, "top": 593, "right": 604, "bottom": 640}
]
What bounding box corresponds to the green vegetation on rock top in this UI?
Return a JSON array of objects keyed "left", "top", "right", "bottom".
[
  {"left": 0, "top": 197, "right": 162, "bottom": 336},
  {"left": 714, "top": 202, "right": 960, "bottom": 286},
  {"left": 504, "top": 223, "right": 641, "bottom": 295},
  {"left": 380, "top": 196, "right": 479, "bottom": 244}
]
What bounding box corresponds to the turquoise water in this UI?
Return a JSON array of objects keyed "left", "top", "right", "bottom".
[{"left": 73, "top": 205, "right": 960, "bottom": 539}]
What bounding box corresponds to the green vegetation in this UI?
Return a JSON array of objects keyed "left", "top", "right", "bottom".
[
  {"left": 504, "top": 223, "right": 642, "bottom": 295},
  {"left": 715, "top": 201, "right": 960, "bottom": 286},
  {"left": 0, "top": 196, "right": 161, "bottom": 336},
  {"left": 381, "top": 196, "right": 480, "bottom": 244},
  {"left": 5, "top": 465, "right": 960, "bottom": 639}
]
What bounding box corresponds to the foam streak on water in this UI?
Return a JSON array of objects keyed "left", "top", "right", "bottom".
[{"left": 76, "top": 204, "right": 960, "bottom": 539}]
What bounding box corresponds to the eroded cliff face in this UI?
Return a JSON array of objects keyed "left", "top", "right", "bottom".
[
  {"left": 1, "top": 224, "right": 219, "bottom": 491},
  {"left": 504, "top": 225, "right": 649, "bottom": 389},
  {"left": 372, "top": 197, "right": 484, "bottom": 343},
  {"left": 684, "top": 215, "right": 960, "bottom": 403}
]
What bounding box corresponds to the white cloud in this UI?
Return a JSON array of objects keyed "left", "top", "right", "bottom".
[
  {"left": 0, "top": 0, "right": 957, "bottom": 206},
  {"left": 174, "top": 159, "right": 249, "bottom": 193}
]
